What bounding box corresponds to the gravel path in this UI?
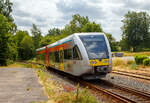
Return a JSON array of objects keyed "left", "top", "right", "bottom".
[
  {"left": 104, "top": 73, "right": 150, "bottom": 93},
  {"left": 0, "top": 68, "right": 48, "bottom": 103}
]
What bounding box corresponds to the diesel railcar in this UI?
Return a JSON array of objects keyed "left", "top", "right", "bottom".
[{"left": 36, "top": 33, "right": 112, "bottom": 79}]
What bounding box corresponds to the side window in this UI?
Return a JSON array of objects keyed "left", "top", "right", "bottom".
[
  {"left": 73, "top": 46, "right": 82, "bottom": 60},
  {"left": 42, "top": 53, "right": 45, "bottom": 63},
  {"left": 55, "top": 51, "right": 60, "bottom": 62},
  {"left": 49, "top": 52, "right": 55, "bottom": 63},
  {"left": 64, "top": 49, "right": 72, "bottom": 60},
  {"left": 64, "top": 49, "right": 68, "bottom": 59}
]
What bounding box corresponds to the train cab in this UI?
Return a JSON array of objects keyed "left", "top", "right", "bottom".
[{"left": 73, "top": 33, "right": 112, "bottom": 79}]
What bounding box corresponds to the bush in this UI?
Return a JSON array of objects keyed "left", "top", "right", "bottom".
[
  {"left": 134, "top": 55, "right": 148, "bottom": 65},
  {"left": 130, "top": 64, "right": 139, "bottom": 70},
  {"left": 143, "top": 58, "right": 150, "bottom": 66}
]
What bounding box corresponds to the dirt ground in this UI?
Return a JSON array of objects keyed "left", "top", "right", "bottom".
[{"left": 0, "top": 68, "right": 48, "bottom": 103}]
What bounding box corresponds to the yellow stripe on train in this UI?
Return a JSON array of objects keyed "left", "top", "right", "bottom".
[{"left": 90, "top": 59, "right": 110, "bottom": 66}]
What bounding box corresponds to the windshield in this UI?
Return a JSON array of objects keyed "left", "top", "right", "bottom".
[{"left": 79, "top": 35, "right": 109, "bottom": 59}]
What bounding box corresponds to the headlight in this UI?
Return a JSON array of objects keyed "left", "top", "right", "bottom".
[
  {"left": 94, "top": 61, "right": 97, "bottom": 64},
  {"left": 104, "top": 60, "right": 109, "bottom": 63},
  {"left": 91, "top": 61, "right": 97, "bottom": 64},
  {"left": 104, "top": 60, "right": 107, "bottom": 63}
]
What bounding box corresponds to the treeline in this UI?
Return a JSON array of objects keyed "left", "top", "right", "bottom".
[
  {"left": 121, "top": 11, "right": 150, "bottom": 52},
  {"left": 1, "top": 0, "right": 150, "bottom": 66}
]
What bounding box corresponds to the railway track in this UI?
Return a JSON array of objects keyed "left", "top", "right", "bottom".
[
  {"left": 93, "top": 79, "right": 150, "bottom": 103},
  {"left": 22, "top": 62, "right": 150, "bottom": 103},
  {"left": 46, "top": 67, "right": 150, "bottom": 103},
  {"left": 112, "top": 70, "right": 150, "bottom": 81}
]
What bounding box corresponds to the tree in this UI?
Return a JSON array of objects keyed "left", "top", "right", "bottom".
[
  {"left": 120, "top": 37, "right": 129, "bottom": 51},
  {"left": 70, "top": 14, "right": 89, "bottom": 29},
  {"left": 0, "top": 0, "right": 17, "bottom": 34},
  {"left": 47, "top": 28, "right": 61, "bottom": 36},
  {"left": 40, "top": 35, "right": 52, "bottom": 47},
  {"left": 121, "top": 11, "right": 150, "bottom": 51},
  {"left": 0, "top": 14, "right": 13, "bottom": 65},
  {"left": 15, "top": 30, "right": 29, "bottom": 59},
  {"left": 62, "top": 14, "right": 90, "bottom": 35},
  {"left": 105, "top": 33, "right": 118, "bottom": 51},
  {"left": 81, "top": 22, "right": 103, "bottom": 32},
  {"left": 8, "top": 33, "right": 18, "bottom": 61},
  {"left": 15, "top": 30, "right": 29, "bottom": 46},
  {"left": 20, "top": 35, "right": 34, "bottom": 60},
  {"left": 31, "top": 24, "right": 42, "bottom": 49},
  {"left": 0, "top": 0, "right": 13, "bottom": 21}
]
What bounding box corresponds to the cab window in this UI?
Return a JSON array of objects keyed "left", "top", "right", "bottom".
[{"left": 73, "top": 46, "right": 82, "bottom": 60}]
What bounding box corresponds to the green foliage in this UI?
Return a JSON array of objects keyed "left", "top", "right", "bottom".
[
  {"left": 0, "top": 0, "right": 13, "bottom": 22},
  {"left": 47, "top": 28, "right": 61, "bottom": 36},
  {"left": 143, "top": 58, "right": 150, "bottom": 66},
  {"left": 134, "top": 55, "right": 148, "bottom": 65},
  {"left": 61, "top": 14, "right": 90, "bottom": 35},
  {"left": 20, "top": 35, "right": 34, "bottom": 60},
  {"left": 0, "top": 14, "right": 14, "bottom": 65},
  {"left": 15, "top": 30, "right": 29, "bottom": 46},
  {"left": 14, "top": 30, "right": 35, "bottom": 60},
  {"left": 120, "top": 37, "right": 129, "bottom": 51},
  {"left": 81, "top": 22, "right": 103, "bottom": 32},
  {"left": 15, "top": 30, "right": 30, "bottom": 59},
  {"left": 8, "top": 33, "right": 18, "bottom": 61},
  {"left": 105, "top": 33, "right": 118, "bottom": 51},
  {"left": 121, "top": 11, "right": 150, "bottom": 52},
  {"left": 39, "top": 35, "right": 52, "bottom": 47},
  {"left": 31, "top": 24, "right": 42, "bottom": 49},
  {"left": 130, "top": 63, "right": 139, "bottom": 70},
  {"left": 0, "top": 0, "right": 16, "bottom": 34}
]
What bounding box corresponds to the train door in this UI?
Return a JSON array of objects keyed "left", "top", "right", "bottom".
[
  {"left": 45, "top": 46, "right": 49, "bottom": 67},
  {"left": 59, "top": 47, "right": 64, "bottom": 71}
]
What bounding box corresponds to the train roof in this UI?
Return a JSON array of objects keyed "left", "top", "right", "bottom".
[{"left": 36, "top": 32, "right": 105, "bottom": 52}]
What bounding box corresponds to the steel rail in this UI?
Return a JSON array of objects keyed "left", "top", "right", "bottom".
[
  {"left": 112, "top": 71, "right": 150, "bottom": 81},
  {"left": 46, "top": 67, "right": 137, "bottom": 103}
]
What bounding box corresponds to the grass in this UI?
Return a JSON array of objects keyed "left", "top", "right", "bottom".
[
  {"left": 112, "top": 57, "right": 150, "bottom": 71},
  {"left": 113, "top": 58, "right": 139, "bottom": 70},
  {"left": 0, "top": 62, "right": 25, "bottom": 68},
  {"left": 120, "top": 51, "right": 150, "bottom": 56}
]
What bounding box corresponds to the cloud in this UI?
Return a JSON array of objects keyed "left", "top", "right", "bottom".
[
  {"left": 11, "top": 0, "right": 150, "bottom": 41},
  {"left": 56, "top": 0, "right": 106, "bottom": 20},
  {"left": 15, "top": 17, "right": 32, "bottom": 27},
  {"left": 124, "top": 0, "right": 150, "bottom": 10}
]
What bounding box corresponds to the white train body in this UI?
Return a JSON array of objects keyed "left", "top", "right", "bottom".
[{"left": 36, "top": 33, "right": 112, "bottom": 79}]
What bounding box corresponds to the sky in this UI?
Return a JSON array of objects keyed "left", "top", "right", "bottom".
[{"left": 11, "top": 0, "right": 150, "bottom": 41}]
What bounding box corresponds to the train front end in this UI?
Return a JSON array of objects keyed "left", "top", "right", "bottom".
[{"left": 79, "top": 33, "right": 112, "bottom": 79}]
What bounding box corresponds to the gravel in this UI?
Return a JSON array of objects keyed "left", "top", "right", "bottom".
[{"left": 104, "top": 73, "right": 150, "bottom": 93}]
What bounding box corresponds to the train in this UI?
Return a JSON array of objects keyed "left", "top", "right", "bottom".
[{"left": 36, "top": 33, "right": 112, "bottom": 79}]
